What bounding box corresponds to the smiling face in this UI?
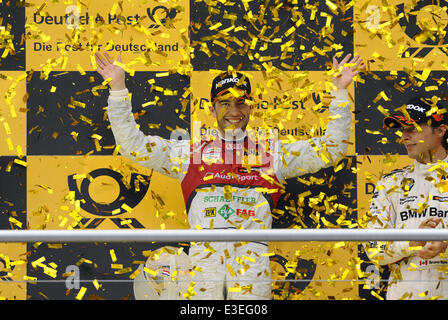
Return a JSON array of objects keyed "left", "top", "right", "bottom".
[
  {"left": 401, "top": 123, "right": 447, "bottom": 163},
  {"left": 211, "top": 95, "right": 252, "bottom": 137}
]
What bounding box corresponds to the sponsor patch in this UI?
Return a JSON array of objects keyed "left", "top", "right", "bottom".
[
  {"left": 203, "top": 207, "right": 216, "bottom": 217},
  {"left": 399, "top": 196, "right": 417, "bottom": 205},
  {"left": 433, "top": 196, "right": 448, "bottom": 202},
  {"left": 401, "top": 178, "right": 415, "bottom": 194},
  {"left": 218, "top": 204, "right": 235, "bottom": 220}
]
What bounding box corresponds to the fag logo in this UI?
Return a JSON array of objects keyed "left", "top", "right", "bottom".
[{"left": 217, "top": 204, "right": 235, "bottom": 220}]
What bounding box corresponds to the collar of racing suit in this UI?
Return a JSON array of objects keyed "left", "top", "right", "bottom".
[
  {"left": 216, "top": 129, "right": 248, "bottom": 142},
  {"left": 413, "top": 155, "right": 448, "bottom": 175}
]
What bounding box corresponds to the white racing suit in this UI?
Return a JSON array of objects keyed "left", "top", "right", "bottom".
[
  {"left": 366, "top": 156, "right": 448, "bottom": 300},
  {"left": 107, "top": 88, "right": 351, "bottom": 300}
]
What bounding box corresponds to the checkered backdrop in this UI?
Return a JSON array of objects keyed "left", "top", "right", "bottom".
[{"left": 0, "top": 0, "right": 446, "bottom": 300}]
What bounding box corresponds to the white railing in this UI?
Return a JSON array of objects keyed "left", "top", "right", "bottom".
[{"left": 0, "top": 228, "right": 447, "bottom": 242}]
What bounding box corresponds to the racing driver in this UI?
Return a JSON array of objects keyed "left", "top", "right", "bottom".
[
  {"left": 95, "top": 51, "right": 364, "bottom": 300},
  {"left": 366, "top": 96, "right": 448, "bottom": 300}
]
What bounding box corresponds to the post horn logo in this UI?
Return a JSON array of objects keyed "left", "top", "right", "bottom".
[
  {"left": 68, "top": 168, "right": 151, "bottom": 229},
  {"left": 396, "top": 0, "right": 448, "bottom": 58},
  {"left": 0, "top": 257, "right": 14, "bottom": 281},
  {"left": 270, "top": 254, "right": 317, "bottom": 298},
  {"left": 147, "top": 6, "right": 178, "bottom": 29}
]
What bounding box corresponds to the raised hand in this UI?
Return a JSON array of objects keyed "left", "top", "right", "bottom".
[
  {"left": 332, "top": 53, "right": 365, "bottom": 90},
  {"left": 95, "top": 52, "right": 126, "bottom": 91}
]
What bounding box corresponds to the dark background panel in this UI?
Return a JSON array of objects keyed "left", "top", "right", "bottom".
[
  {"left": 355, "top": 71, "right": 448, "bottom": 156},
  {"left": 357, "top": 244, "right": 390, "bottom": 300},
  {"left": 190, "top": 0, "right": 353, "bottom": 71},
  {"left": 0, "top": 0, "right": 25, "bottom": 70},
  {"left": 26, "top": 242, "right": 188, "bottom": 300},
  {"left": 0, "top": 156, "right": 26, "bottom": 229},
  {"left": 273, "top": 156, "right": 357, "bottom": 229},
  {"left": 26, "top": 71, "right": 190, "bottom": 155}
]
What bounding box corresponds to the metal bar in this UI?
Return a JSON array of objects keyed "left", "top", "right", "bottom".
[
  {"left": 0, "top": 229, "right": 448, "bottom": 242},
  {"left": 2, "top": 279, "right": 447, "bottom": 283}
]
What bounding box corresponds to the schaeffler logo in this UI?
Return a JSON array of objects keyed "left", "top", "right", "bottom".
[{"left": 32, "top": 5, "right": 178, "bottom": 30}]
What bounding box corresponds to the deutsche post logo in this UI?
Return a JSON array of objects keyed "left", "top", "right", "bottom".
[
  {"left": 0, "top": 257, "right": 14, "bottom": 281},
  {"left": 396, "top": 0, "right": 448, "bottom": 58},
  {"left": 68, "top": 168, "right": 151, "bottom": 229},
  {"left": 61, "top": 5, "right": 179, "bottom": 30},
  {"left": 147, "top": 6, "right": 178, "bottom": 28},
  {"left": 271, "top": 254, "right": 317, "bottom": 299}
]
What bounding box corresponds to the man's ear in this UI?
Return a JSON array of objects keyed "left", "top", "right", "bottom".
[
  {"left": 209, "top": 103, "right": 215, "bottom": 114},
  {"left": 438, "top": 124, "right": 447, "bottom": 137}
]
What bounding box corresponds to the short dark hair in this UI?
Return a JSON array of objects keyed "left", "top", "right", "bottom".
[{"left": 423, "top": 115, "right": 448, "bottom": 151}]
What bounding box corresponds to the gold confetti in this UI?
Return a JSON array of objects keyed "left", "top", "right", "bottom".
[
  {"left": 9, "top": 217, "right": 22, "bottom": 228},
  {"left": 110, "top": 249, "right": 117, "bottom": 262},
  {"left": 13, "top": 159, "right": 27, "bottom": 167},
  {"left": 121, "top": 203, "right": 132, "bottom": 213},
  {"left": 75, "top": 287, "right": 87, "bottom": 300},
  {"left": 93, "top": 279, "right": 102, "bottom": 290},
  {"left": 226, "top": 264, "right": 236, "bottom": 277}
]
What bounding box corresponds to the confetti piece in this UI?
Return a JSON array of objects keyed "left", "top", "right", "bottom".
[
  {"left": 93, "top": 279, "right": 102, "bottom": 290},
  {"left": 110, "top": 249, "right": 117, "bottom": 262},
  {"left": 228, "top": 286, "right": 242, "bottom": 292},
  {"left": 226, "top": 264, "right": 236, "bottom": 277},
  {"left": 143, "top": 267, "right": 157, "bottom": 276},
  {"left": 9, "top": 217, "right": 22, "bottom": 228},
  {"left": 13, "top": 159, "right": 27, "bottom": 167},
  {"left": 76, "top": 287, "right": 87, "bottom": 300},
  {"left": 129, "top": 269, "right": 140, "bottom": 280},
  {"left": 121, "top": 203, "right": 132, "bottom": 213}
]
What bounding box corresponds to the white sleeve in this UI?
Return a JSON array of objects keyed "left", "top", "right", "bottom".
[
  {"left": 276, "top": 89, "right": 351, "bottom": 180},
  {"left": 364, "top": 178, "right": 415, "bottom": 265},
  {"left": 107, "top": 89, "right": 189, "bottom": 179}
]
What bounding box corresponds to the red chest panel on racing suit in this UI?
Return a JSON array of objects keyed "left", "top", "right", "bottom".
[{"left": 180, "top": 136, "right": 282, "bottom": 230}]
